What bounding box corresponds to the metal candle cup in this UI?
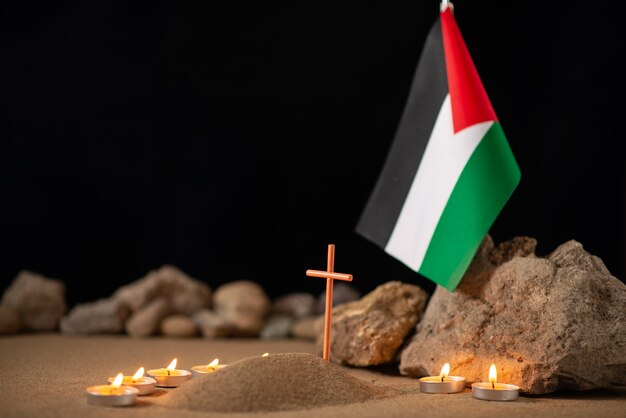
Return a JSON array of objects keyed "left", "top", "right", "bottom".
[
  {"left": 107, "top": 376, "right": 157, "bottom": 395},
  {"left": 471, "top": 363, "right": 519, "bottom": 401},
  {"left": 147, "top": 368, "right": 191, "bottom": 387},
  {"left": 419, "top": 375, "right": 466, "bottom": 393},
  {"left": 85, "top": 385, "right": 138, "bottom": 406},
  {"left": 471, "top": 382, "right": 520, "bottom": 401},
  {"left": 191, "top": 358, "right": 226, "bottom": 377}
]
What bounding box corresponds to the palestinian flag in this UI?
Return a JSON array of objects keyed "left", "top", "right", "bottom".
[{"left": 356, "top": 5, "right": 521, "bottom": 291}]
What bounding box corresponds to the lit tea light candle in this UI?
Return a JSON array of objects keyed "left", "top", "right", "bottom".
[
  {"left": 262, "top": 353, "right": 269, "bottom": 357},
  {"left": 107, "top": 367, "right": 156, "bottom": 396},
  {"left": 471, "top": 364, "right": 519, "bottom": 401},
  {"left": 147, "top": 358, "right": 191, "bottom": 388},
  {"left": 418, "top": 363, "right": 466, "bottom": 393},
  {"left": 191, "top": 358, "right": 226, "bottom": 377},
  {"left": 86, "top": 373, "right": 139, "bottom": 407}
]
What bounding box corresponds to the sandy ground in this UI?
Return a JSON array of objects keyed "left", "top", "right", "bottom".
[{"left": 0, "top": 334, "right": 625, "bottom": 418}]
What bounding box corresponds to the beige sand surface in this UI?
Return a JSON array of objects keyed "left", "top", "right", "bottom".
[{"left": 0, "top": 334, "right": 625, "bottom": 418}]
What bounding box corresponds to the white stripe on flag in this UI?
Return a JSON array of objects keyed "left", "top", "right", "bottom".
[{"left": 385, "top": 95, "right": 493, "bottom": 271}]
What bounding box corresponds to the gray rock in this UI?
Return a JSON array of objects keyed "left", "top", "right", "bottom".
[
  {"left": 1, "top": 270, "right": 66, "bottom": 331},
  {"left": 192, "top": 309, "right": 236, "bottom": 338},
  {"left": 61, "top": 298, "right": 130, "bottom": 334},
  {"left": 260, "top": 314, "right": 294, "bottom": 339},
  {"left": 316, "top": 282, "right": 360, "bottom": 314},
  {"left": 291, "top": 316, "right": 322, "bottom": 340},
  {"left": 114, "top": 265, "right": 211, "bottom": 315},
  {"left": 160, "top": 314, "right": 198, "bottom": 338},
  {"left": 213, "top": 280, "right": 270, "bottom": 336},
  {"left": 399, "top": 235, "right": 626, "bottom": 395},
  {"left": 318, "top": 281, "right": 428, "bottom": 366},
  {"left": 125, "top": 297, "right": 170, "bottom": 337},
  {"left": 273, "top": 293, "right": 316, "bottom": 318},
  {"left": 0, "top": 306, "right": 22, "bottom": 334}
]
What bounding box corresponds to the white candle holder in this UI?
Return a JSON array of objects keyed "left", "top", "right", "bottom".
[
  {"left": 107, "top": 376, "right": 157, "bottom": 395},
  {"left": 85, "top": 385, "right": 138, "bottom": 406},
  {"left": 471, "top": 382, "right": 520, "bottom": 401},
  {"left": 419, "top": 375, "right": 466, "bottom": 393},
  {"left": 147, "top": 369, "right": 192, "bottom": 388}
]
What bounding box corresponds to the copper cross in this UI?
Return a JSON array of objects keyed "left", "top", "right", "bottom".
[{"left": 306, "top": 244, "right": 353, "bottom": 362}]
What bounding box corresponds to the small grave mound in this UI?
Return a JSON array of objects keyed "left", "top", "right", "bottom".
[{"left": 157, "top": 352, "right": 395, "bottom": 412}]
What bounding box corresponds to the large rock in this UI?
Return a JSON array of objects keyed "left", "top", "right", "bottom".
[
  {"left": 61, "top": 298, "right": 130, "bottom": 334},
  {"left": 272, "top": 293, "right": 316, "bottom": 318},
  {"left": 399, "top": 235, "right": 626, "bottom": 394},
  {"left": 315, "top": 282, "right": 360, "bottom": 314},
  {"left": 260, "top": 314, "right": 293, "bottom": 339},
  {"left": 291, "top": 316, "right": 322, "bottom": 340},
  {"left": 318, "top": 281, "right": 428, "bottom": 366},
  {"left": 125, "top": 297, "right": 170, "bottom": 337},
  {"left": 192, "top": 309, "right": 237, "bottom": 338},
  {"left": 161, "top": 314, "right": 198, "bottom": 338},
  {"left": 213, "top": 281, "right": 270, "bottom": 336},
  {"left": 0, "top": 306, "right": 22, "bottom": 334},
  {"left": 114, "top": 265, "right": 211, "bottom": 315},
  {"left": 1, "top": 271, "right": 66, "bottom": 331}
]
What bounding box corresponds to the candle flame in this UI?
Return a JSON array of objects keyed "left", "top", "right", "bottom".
[
  {"left": 132, "top": 367, "right": 144, "bottom": 380},
  {"left": 439, "top": 363, "right": 450, "bottom": 379},
  {"left": 262, "top": 353, "right": 269, "bottom": 357},
  {"left": 111, "top": 373, "right": 124, "bottom": 388},
  {"left": 167, "top": 358, "right": 177, "bottom": 371},
  {"left": 489, "top": 364, "right": 497, "bottom": 384},
  {"left": 208, "top": 358, "right": 219, "bottom": 368}
]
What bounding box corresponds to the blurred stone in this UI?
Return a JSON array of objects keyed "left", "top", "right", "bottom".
[
  {"left": 161, "top": 314, "right": 198, "bottom": 338},
  {"left": 114, "top": 265, "right": 211, "bottom": 315},
  {"left": 193, "top": 309, "right": 236, "bottom": 338},
  {"left": 291, "top": 316, "right": 321, "bottom": 340},
  {"left": 1, "top": 270, "right": 66, "bottom": 331},
  {"left": 399, "top": 235, "right": 626, "bottom": 395},
  {"left": 0, "top": 306, "right": 22, "bottom": 334},
  {"left": 272, "top": 293, "right": 316, "bottom": 319},
  {"left": 318, "top": 281, "right": 428, "bottom": 366},
  {"left": 61, "top": 298, "right": 130, "bottom": 334},
  {"left": 126, "top": 297, "right": 170, "bottom": 337},
  {"left": 316, "top": 282, "right": 360, "bottom": 314},
  {"left": 260, "top": 314, "right": 293, "bottom": 339},
  {"left": 213, "top": 280, "right": 270, "bottom": 336}
]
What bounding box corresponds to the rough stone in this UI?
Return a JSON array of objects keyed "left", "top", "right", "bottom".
[
  {"left": 0, "top": 306, "right": 22, "bottom": 334},
  {"left": 1, "top": 270, "right": 66, "bottom": 331},
  {"left": 61, "top": 298, "right": 130, "bottom": 334},
  {"left": 291, "top": 316, "right": 321, "bottom": 340},
  {"left": 317, "top": 281, "right": 429, "bottom": 366},
  {"left": 113, "top": 265, "right": 211, "bottom": 315},
  {"left": 260, "top": 314, "right": 293, "bottom": 339},
  {"left": 161, "top": 314, "right": 198, "bottom": 338},
  {"left": 125, "top": 297, "right": 170, "bottom": 337},
  {"left": 272, "top": 293, "right": 316, "bottom": 318},
  {"left": 213, "top": 280, "right": 270, "bottom": 336},
  {"left": 192, "top": 309, "right": 236, "bottom": 338},
  {"left": 316, "top": 282, "right": 360, "bottom": 314},
  {"left": 399, "top": 235, "right": 626, "bottom": 394}
]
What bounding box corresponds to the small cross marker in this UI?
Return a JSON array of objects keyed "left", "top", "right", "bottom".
[{"left": 306, "top": 244, "right": 353, "bottom": 362}]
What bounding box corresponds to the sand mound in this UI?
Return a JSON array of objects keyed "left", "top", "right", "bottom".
[{"left": 157, "top": 352, "right": 396, "bottom": 412}]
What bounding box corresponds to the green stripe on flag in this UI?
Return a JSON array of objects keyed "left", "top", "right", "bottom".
[{"left": 418, "top": 122, "right": 521, "bottom": 290}]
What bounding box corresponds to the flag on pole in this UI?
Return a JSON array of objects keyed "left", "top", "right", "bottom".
[{"left": 356, "top": 4, "right": 521, "bottom": 291}]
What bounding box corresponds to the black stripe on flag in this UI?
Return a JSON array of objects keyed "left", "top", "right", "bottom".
[{"left": 356, "top": 20, "right": 448, "bottom": 248}]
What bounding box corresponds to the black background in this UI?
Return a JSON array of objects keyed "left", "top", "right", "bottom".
[{"left": 2, "top": 1, "right": 625, "bottom": 307}]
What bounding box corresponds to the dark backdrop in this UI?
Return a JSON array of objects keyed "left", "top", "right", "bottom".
[{"left": 2, "top": 1, "right": 625, "bottom": 307}]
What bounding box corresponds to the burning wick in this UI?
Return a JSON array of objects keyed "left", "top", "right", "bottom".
[
  {"left": 440, "top": 363, "right": 450, "bottom": 382},
  {"left": 262, "top": 353, "right": 269, "bottom": 357},
  {"left": 166, "top": 358, "right": 177, "bottom": 376},
  {"left": 489, "top": 364, "right": 497, "bottom": 389},
  {"left": 131, "top": 367, "right": 144, "bottom": 384},
  {"left": 110, "top": 373, "right": 123, "bottom": 395},
  {"left": 207, "top": 358, "right": 219, "bottom": 371}
]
